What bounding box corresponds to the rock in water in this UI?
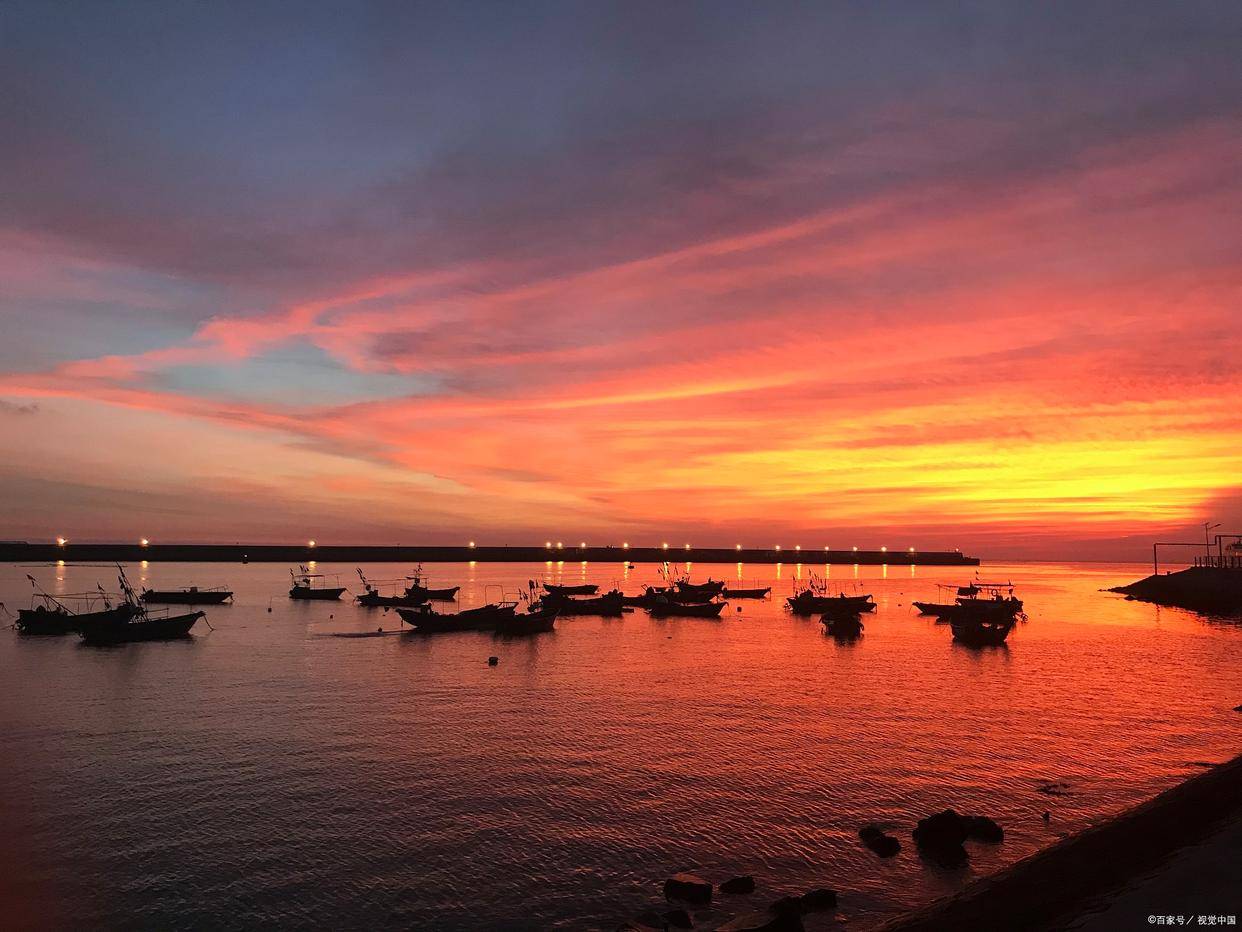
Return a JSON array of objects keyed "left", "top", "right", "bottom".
[
  {"left": 720, "top": 875, "right": 756, "bottom": 895},
  {"left": 664, "top": 872, "right": 713, "bottom": 906},
  {"left": 913, "top": 809, "right": 970, "bottom": 866},
  {"left": 859, "top": 823, "right": 901, "bottom": 858},
  {"left": 964, "top": 815, "right": 1004, "bottom": 843},
  {"left": 800, "top": 888, "right": 838, "bottom": 912}
]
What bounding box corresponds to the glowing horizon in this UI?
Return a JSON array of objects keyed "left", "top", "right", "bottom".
[{"left": 1, "top": 5, "right": 1239, "bottom": 559}]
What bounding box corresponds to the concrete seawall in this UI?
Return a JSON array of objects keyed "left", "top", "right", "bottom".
[{"left": 0, "top": 542, "right": 980, "bottom": 566}]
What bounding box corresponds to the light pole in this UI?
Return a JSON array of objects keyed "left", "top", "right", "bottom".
[{"left": 1205, "top": 522, "right": 1221, "bottom": 565}]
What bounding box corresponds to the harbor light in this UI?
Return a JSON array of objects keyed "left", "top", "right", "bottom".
[
  {"left": 468, "top": 541, "right": 476, "bottom": 548},
  {"left": 308, "top": 539, "right": 316, "bottom": 548},
  {"left": 684, "top": 543, "right": 691, "bottom": 551},
  {"left": 622, "top": 542, "right": 629, "bottom": 549},
  {"left": 794, "top": 545, "right": 801, "bottom": 552},
  {"left": 881, "top": 546, "right": 887, "bottom": 552},
  {"left": 852, "top": 546, "right": 858, "bottom": 552},
  {"left": 736, "top": 544, "right": 742, "bottom": 551},
  {"left": 546, "top": 541, "right": 552, "bottom": 549},
  {"left": 662, "top": 542, "right": 669, "bottom": 550},
  {"left": 556, "top": 541, "right": 563, "bottom": 549},
  {"left": 140, "top": 538, "right": 149, "bottom": 547},
  {"left": 56, "top": 537, "right": 67, "bottom": 547},
  {"left": 579, "top": 541, "right": 586, "bottom": 549},
  {"left": 909, "top": 547, "right": 915, "bottom": 553},
  {"left": 775, "top": 544, "right": 781, "bottom": 552}
]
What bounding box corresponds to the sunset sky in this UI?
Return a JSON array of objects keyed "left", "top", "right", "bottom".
[{"left": 1, "top": 2, "right": 1239, "bottom": 558}]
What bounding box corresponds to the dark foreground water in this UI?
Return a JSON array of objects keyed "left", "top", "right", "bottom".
[{"left": 1, "top": 560, "right": 1239, "bottom": 930}]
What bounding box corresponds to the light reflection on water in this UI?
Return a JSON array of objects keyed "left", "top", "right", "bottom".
[{"left": 1, "top": 560, "right": 1239, "bottom": 931}]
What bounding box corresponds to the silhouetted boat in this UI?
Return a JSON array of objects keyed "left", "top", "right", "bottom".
[
  {"left": 78, "top": 567, "right": 205, "bottom": 644},
  {"left": 822, "top": 613, "right": 864, "bottom": 638},
  {"left": 404, "top": 566, "right": 460, "bottom": 601},
  {"left": 355, "top": 569, "right": 429, "bottom": 607},
  {"left": 543, "top": 583, "right": 598, "bottom": 596},
  {"left": 648, "top": 599, "right": 726, "bottom": 618},
  {"left": 541, "top": 590, "right": 625, "bottom": 616},
  {"left": 723, "top": 586, "right": 771, "bottom": 599},
  {"left": 949, "top": 615, "right": 1016, "bottom": 646},
  {"left": 289, "top": 567, "right": 346, "bottom": 600},
  {"left": 495, "top": 605, "right": 558, "bottom": 635},
  {"left": 787, "top": 591, "right": 875, "bottom": 614},
  {"left": 396, "top": 602, "right": 516, "bottom": 632},
  {"left": 140, "top": 585, "right": 233, "bottom": 605},
  {"left": 916, "top": 582, "right": 1023, "bottom": 620},
  {"left": 14, "top": 577, "right": 141, "bottom": 635},
  {"left": 80, "top": 610, "right": 204, "bottom": 644},
  {"left": 675, "top": 579, "right": 725, "bottom": 597}
]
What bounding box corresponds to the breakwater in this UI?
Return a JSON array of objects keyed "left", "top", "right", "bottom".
[{"left": 0, "top": 542, "right": 980, "bottom": 566}]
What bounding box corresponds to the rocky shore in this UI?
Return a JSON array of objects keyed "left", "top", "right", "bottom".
[{"left": 881, "top": 753, "right": 1242, "bottom": 931}]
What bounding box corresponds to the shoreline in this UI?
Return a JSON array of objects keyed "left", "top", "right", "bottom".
[
  {"left": 882, "top": 752, "right": 1242, "bottom": 931},
  {"left": 0, "top": 542, "right": 980, "bottom": 566}
]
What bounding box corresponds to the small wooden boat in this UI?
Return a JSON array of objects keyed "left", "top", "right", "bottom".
[
  {"left": 289, "top": 567, "right": 345, "bottom": 600},
  {"left": 675, "top": 579, "right": 725, "bottom": 597},
  {"left": 723, "top": 586, "right": 771, "bottom": 599},
  {"left": 822, "top": 613, "right": 864, "bottom": 637},
  {"left": 787, "top": 591, "right": 875, "bottom": 614},
  {"left": 949, "top": 616, "right": 1016, "bottom": 646},
  {"left": 404, "top": 565, "right": 460, "bottom": 601},
  {"left": 355, "top": 569, "right": 428, "bottom": 607},
  {"left": 541, "top": 590, "right": 625, "bottom": 616},
  {"left": 665, "top": 588, "right": 718, "bottom": 604},
  {"left": 648, "top": 599, "right": 726, "bottom": 618},
  {"left": 912, "top": 601, "right": 956, "bottom": 617},
  {"left": 543, "top": 583, "right": 598, "bottom": 596},
  {"left": 141, "top": 586, "right": 233, "bottom": 605},
  {"left": 80, "top": 610, "right": 204, "bottom": 645},
  {"left": 396, "top": 602, "right": 517, "bottom": 633},
  {"left": 17, "top": 601, "right": 141, "bottom": 635},
  {"left": 495, "top": 606, "right": 558, "bottom": 635}
]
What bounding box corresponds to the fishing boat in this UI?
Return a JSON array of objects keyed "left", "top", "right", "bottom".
[
  {"left": 396, "top": 602, "right": 517, "bottom": 633},
  {"left": 78, "top": 568, "right": 206, "bottom": 644},
  {"left": 543, "top": 583, "right": 598, "bottom": 596},
  {"left": 495, "top": 605, "right": 558, "bottom": 635},
  {"left": 14, "top": 576, "right": 142, "bottom": 635},
  {"left": 355, "top": 570, "right": 429, "bottom": 607},
  {"left": 647, "top": 599, "right": 726, "bottom": 618},
  {"left": 289, "top": 567, "right": 346, "bottom": 601},
  {"left": 674, "top": 578, "right": 725, "bottom": 597},
  {"left": 140, "top": 585, "right": 233, "bottom": 605},
  {"left": 949, "top": 615, "right": 1016, "bottom": 646},
  {"left": 787, "top": 591, "right": 875, "bottom": 614},
  {"left": 541, "top": 589, "right": 625, "bottom": 616},
  {"left": 822, "top": 613, "right": 864, "bottom": 638},
  {"left": 915, "top": 582, "right": 1022, "bottom": 619},
  {"left": 404, "top": 565, "right": 460, "bottom": 601},
  {"left": 80, "top": 609, "right": 205, "bottom": 644},
  {"left": 723, "top": 585, "right": 771, "bottom": 599}
]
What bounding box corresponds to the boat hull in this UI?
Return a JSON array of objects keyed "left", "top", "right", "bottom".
[
  {"left": 723, "top": 587, "right": 771, "bottom": 599},
  {"left": 289, "top": 587, "right": 346, "bottom": 600},
  {"left": 16, "top": 603, "right": 140, "bottom": 635},
  {"left": 141, "top": 589, "right": 232, "bottom": 604},
  {"left": 648, "top": 600, "right": 726, "bottom": 618},
  {"left": 405, "top": 585, "right": 460, "bottom": 601},
  {"left": 495, "top": 608, "right": 558, "bottom": 635},
  {"left": 357, "top": 591, "right": 428, "bottom": 608},
  {"left": 543, "top": 583, "right": 598, "bottom": 596},
  {"left": 787, "top": 594, "right": 876, "bottom": 614},
  {"left": 80, "top": 611, "right": 203, "bottom": 645},
  {"left": 396, "top": 603, "right": 516, "bottom": 632},
  {"left": 950, "top": 619, "right": 1015, "bottom": 646}
]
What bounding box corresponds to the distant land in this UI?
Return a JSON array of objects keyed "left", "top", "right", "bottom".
[{"left": 0, "top": 542, "right": 980, "bottom": 566}]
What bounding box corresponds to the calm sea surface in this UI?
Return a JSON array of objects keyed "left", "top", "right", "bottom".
[{"left": 1, "top": 560, "right": 1239, "bottom": 930}]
